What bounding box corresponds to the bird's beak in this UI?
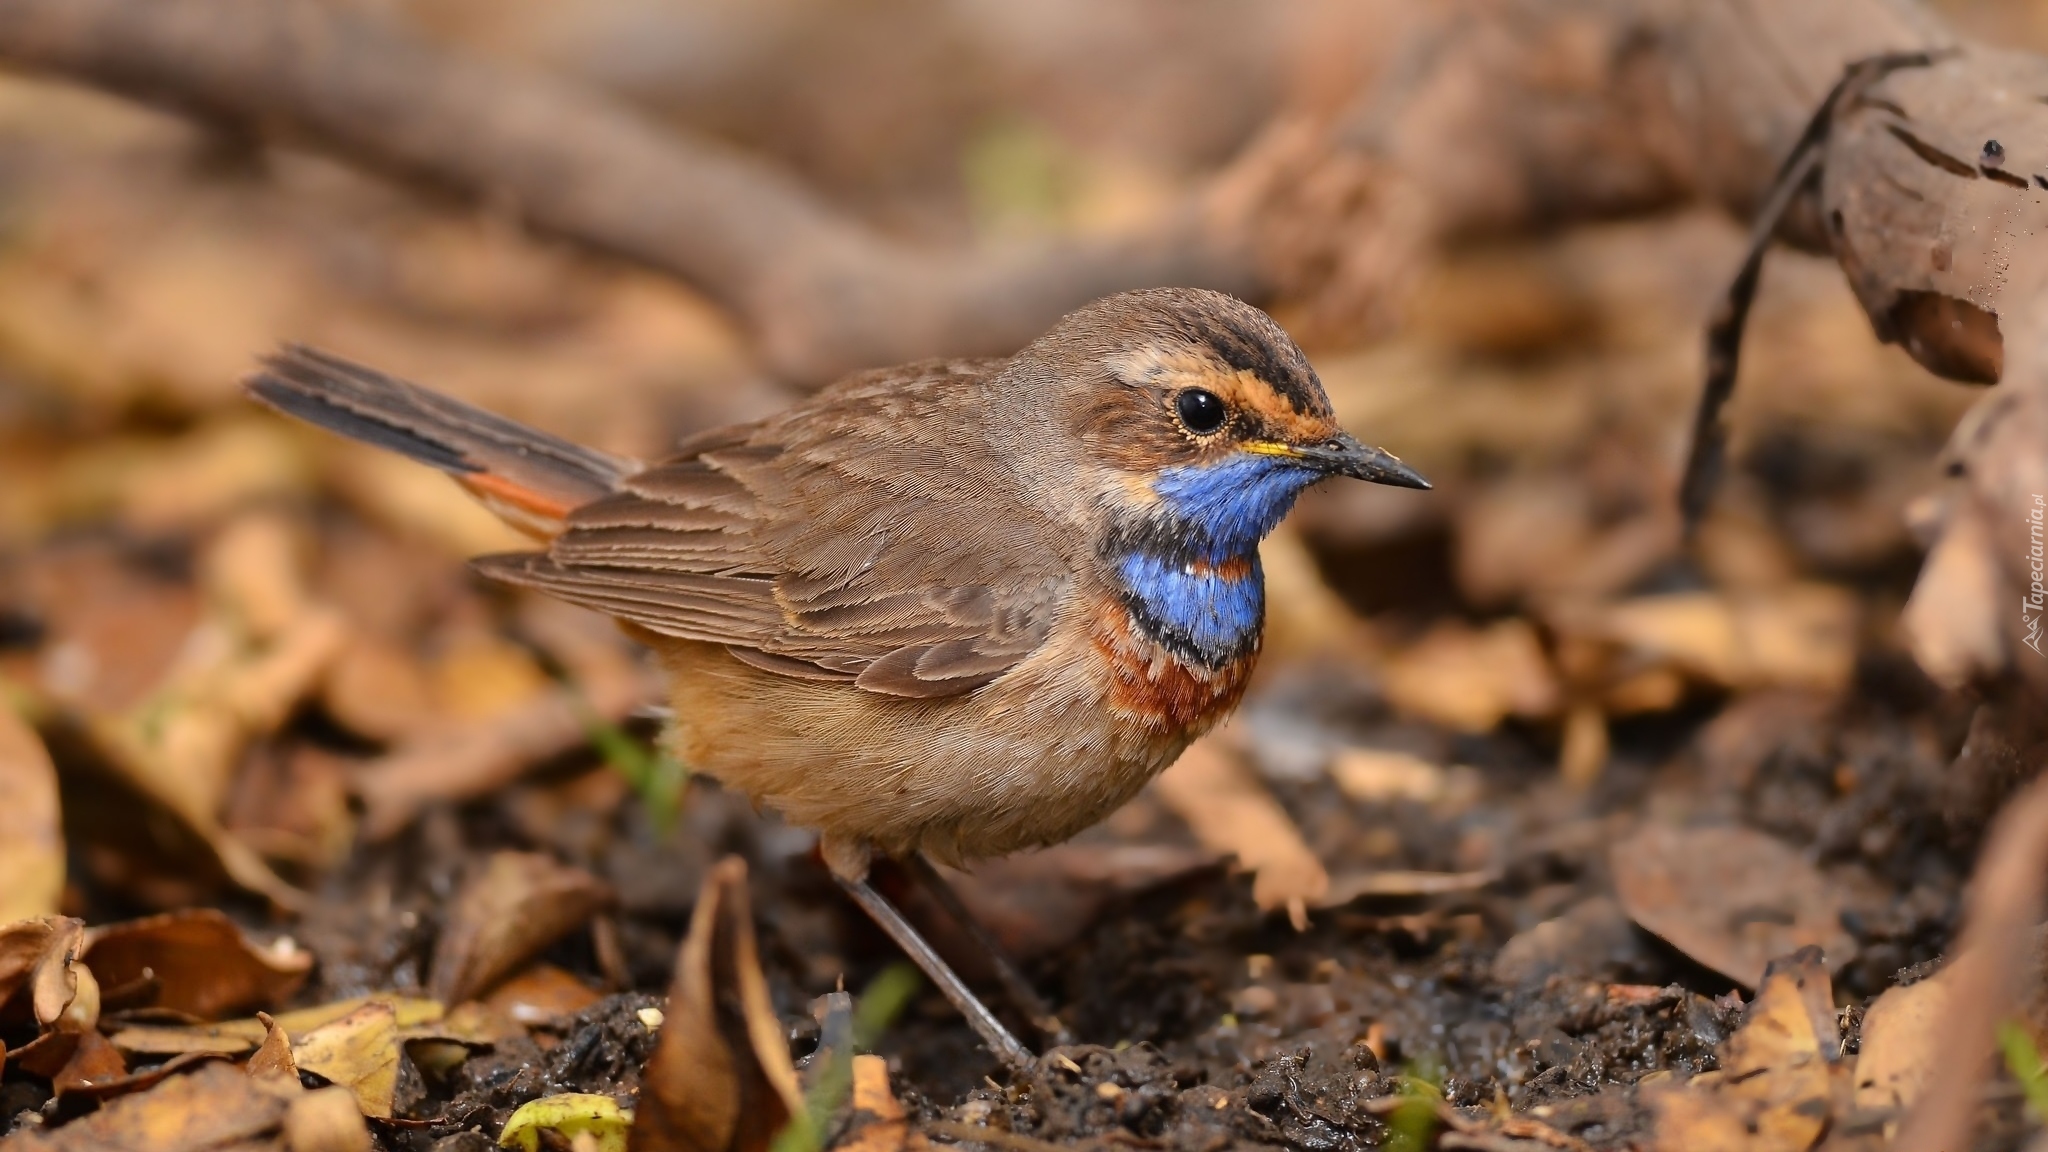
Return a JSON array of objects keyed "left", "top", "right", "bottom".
[{"left": 1246, "top": 433, "right": 1432, "bottom": 489}]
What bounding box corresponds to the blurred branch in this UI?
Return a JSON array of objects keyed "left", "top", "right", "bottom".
[
  {"left": 0, "top": 0, "right": 1255, "bottom": 385},
  {"left": 1209, "top": 0, "right": 1961, "bottom": 346}
]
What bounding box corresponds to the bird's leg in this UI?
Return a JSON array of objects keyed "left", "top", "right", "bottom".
[
  {"left": 833, "top": 871, "right": 1036, "bottom": 1072},
  {"left": 906, "top": 854, "right": 1073, "bottom": 1047}
]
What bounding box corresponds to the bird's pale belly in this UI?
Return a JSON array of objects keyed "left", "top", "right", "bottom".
[{"left": 650, "top": 597, "right": 1253, "bottom": 868}]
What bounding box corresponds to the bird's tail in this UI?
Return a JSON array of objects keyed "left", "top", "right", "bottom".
[{"left": 245, "top": 345, "right": 638, "bottom": 539}]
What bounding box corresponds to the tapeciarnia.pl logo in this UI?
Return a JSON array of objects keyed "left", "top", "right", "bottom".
[{"left": 2028, "top": 494, "right": 2045, "bottom": 657}]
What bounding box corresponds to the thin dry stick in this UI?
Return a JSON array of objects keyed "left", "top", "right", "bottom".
[
  {"left": 1678, "top": 50, "right": 1942, "bottom": 530},
  {"left": 1889, "top": 767, "right": 2048, "bottom": 1152},
  {"left": 0, "top": 0, "right": 1253, "bottom": 385}
]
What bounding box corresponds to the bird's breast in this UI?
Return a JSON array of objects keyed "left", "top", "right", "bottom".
[{"left": 1087, "top": 590, "right": 1257, "bottom": 738}]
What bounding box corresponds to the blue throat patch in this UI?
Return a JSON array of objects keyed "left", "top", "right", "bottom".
[{"left": 1109, "top": 454, "right": 1323, "bottom": 667}]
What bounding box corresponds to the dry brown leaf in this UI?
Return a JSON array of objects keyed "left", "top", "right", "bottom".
[
  {"left": 320, "top": 636, "right": 436, "bottom": 743},
  {"left": 50, "top": 1028, "right": 127, "bottom": 1096},
  {"left": 428, "top": 851, "right": 614, "bottom": 1006},
  {"left": 1328, "top": 747, "right": 1472, "bottom": 806},
  {"left": 425, "top": 627, "right": 552, "bottom": 722},
  {"left": 1852, "top": 969, "right": 1950, "bottom": 1120},
  {"left": 22, "top": 541, "right": 202, "bottom": 715},
  {"left": 1645, "top": 949, "right": 1839, "bottom": 1152},
  {"left": 282, "top": 1086, "right": 373, "bottom": 1152},
  {"left": 1152, "top": 732, "right": 1327, "bottom": 928},
  {"left": 483, "top": 964, "right": 605, "bottom": 1027},
  {"left": 290, "top": 1001, "right": 399, "bottom": 1119},
  {"left": 68, "top": 512, "right": 351, "bottom": 909},
  {"left": 1903, "top": 502, "right": 2013, "bottom": 690},
  {"left": 0, "top": 704, "right": 63, "bottom": 921},
  {"left": 110, "top": 995, "right": 445, "bottom": 1058},
  {"left": 4, "top": 921, "right": 94, "bottom": 1085},
  {"left": 1612, "top": 823, "right": 1863, "bottom": 988},
  {"left": 839, "top": 1055, "right": 931, "bottom": 1152},
  {"left": 1692, "top": 691, "right": 1837, "bottom": 794},
  {"left": 247, "top": 1012, "right": 300, "bottom": 1092},
  {"left": 1382, "top": 619, "right": 1560, "bottom": 732},
  {"left": 0, "top": 916, "right": 85, "bottom": 1032},
  {"left": 6, "top": 1060, "right": 290, "bottom": 1151},
  {"left": 223, "top": 745, "right": 356, "bottom": 874},
  {"left": 1583, "top": 586, "right": 1859, "bottom": 694},
  {"left": 629, "top": 856, "right": 804, "bottom": 1152},
  {"left": 84, "top": 909, "right": 312, "bottom": 1020}
]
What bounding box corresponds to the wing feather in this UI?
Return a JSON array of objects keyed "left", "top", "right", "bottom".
[{"left": 482, "top": 359, "right": 1075, "bottom": 697}]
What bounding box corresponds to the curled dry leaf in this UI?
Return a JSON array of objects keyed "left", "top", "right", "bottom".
[
  {"left": 1612, "top": 823, "right": 1866, "bottom": 989},
  {"left": 1152, "top": 732, "right": 1327, "bottom": 929},
  {"left": 247, "top": 1011, "right": 300, "bottom": 1092},
  {"left": 0, "top": 703, "right": 63, "bottom": 921},
  {"left": 84, "top": 908, "right": 312, "bottom": 1020},
  {"left": 628, "top": 856, "right": 804, "bottom": 1152},
  {"left": 0, "top": 916, "right": 86, "bottom": 1031},
  {"left": 428, "top": 851, "right": 614, "bottom": 1006},
  {"left": 1645, "top": 949, "right": 1841, "bottom": 1152},
  {"left": 290, "top": 1001, "right": 399, "bottom": 1119},
  {"left": 0, "top": 918, "right": 91, "bottom": 1080}
]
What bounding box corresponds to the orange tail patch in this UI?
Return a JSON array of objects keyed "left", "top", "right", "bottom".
[{"left": 457, "top": 472, "right": 580, "bottom": 540}]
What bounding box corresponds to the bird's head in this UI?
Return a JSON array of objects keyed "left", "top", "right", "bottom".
[{"left": 1013, "top": 288, "right": 1428, "bottom": 562}]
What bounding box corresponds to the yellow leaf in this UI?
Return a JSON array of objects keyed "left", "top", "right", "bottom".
[{"left": 499, "top": 1093, "right": 633, "bottom": 1152}]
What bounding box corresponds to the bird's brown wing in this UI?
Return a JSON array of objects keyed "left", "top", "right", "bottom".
[{"left": 475, "top": 359, "right": 1076, "bottom": 698}]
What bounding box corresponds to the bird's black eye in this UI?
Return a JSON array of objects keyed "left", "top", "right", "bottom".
[{"left": 1174, "top": 388, "right": 1227, "bottom": 435}]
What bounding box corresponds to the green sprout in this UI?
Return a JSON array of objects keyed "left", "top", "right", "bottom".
[
  {"left": 579, "top": 707, "right": 689, "bottom": 832},
  {"left": 1385, "top": 1055, "right": 1445, "bottom": 1152},
  {"left": 1998, "top": 1019, "right": 2048, "bottom": 1122},
  {"left": 772, "top": 963, "right": 923, "bottom": 1152}
]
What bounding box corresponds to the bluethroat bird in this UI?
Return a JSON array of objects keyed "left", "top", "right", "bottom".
[{"left": 246, "top": 288, "right": 1428, "bottom": 1068}]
